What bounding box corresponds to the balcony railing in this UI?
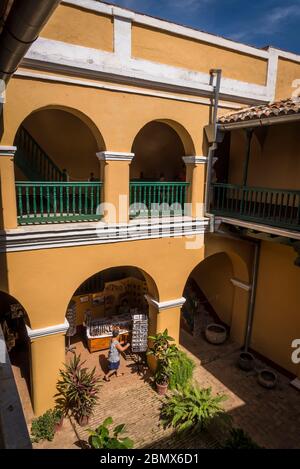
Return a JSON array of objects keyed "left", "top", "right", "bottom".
[
  {"left": 129, "top": 181, "right": 189, "bottom": 218},
  {"left": 16, "top": 181, "right": 102, "bottom": 224},
  {"left": 211, "top": 183, "right": 300, "bottom": 231}
]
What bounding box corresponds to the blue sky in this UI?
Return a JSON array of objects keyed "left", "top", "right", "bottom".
[{"left": 107, "top": 0, "right": 300, "bottom": 54}]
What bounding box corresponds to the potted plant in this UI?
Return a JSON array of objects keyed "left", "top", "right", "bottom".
[
  {"left": 205, "top": 323, "right": 227, "bottom": 345},
  {"left": 55, "top": 353, "right": 101, "bottom": 426},
  {"left": 147, "top": 329, "right": 178, "bottom": 395}
]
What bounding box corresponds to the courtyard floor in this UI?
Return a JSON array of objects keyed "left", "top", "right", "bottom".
[{"left": 13, "top": 330, "right": 300, "bottom": 449}]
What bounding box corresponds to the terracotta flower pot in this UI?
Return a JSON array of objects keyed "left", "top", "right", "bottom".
[
  {"left": 205, "top": 323, "right": 227, "bottom": 345},
  {"left": 258, "top": 369, "right": 277, "bottom": 389},
  {"left": 238, "top": 352, "right": 255, "bottom": 371},
  {"left": 78, "top": 415, "right": 90, "bottom": 427},
  {"left": 156, "top": 382, "right": 168, "bottom": 396}
]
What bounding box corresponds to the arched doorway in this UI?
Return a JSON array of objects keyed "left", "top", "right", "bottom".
[
  {"left": 13, "top": 106, "right": 105, "bottom": 224},
  {"left": 180, "top": 253, "right": 236, "bottom": 358},
  {"left": 130, "top": 120, "right": 194, "bottom": 218},
  {"left": 0, "top": 292, "right": 32, "bottom": 417},
  {"left": 64, "top": 266, "right": 158, "bottom": 375}
]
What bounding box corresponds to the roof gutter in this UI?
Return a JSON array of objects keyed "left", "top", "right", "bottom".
[
  {"left": 0, "top": 0, "right": 61, "bottom": 82},
  {"left": 219, "top": 112, "right": 300, "bottom": 131}
]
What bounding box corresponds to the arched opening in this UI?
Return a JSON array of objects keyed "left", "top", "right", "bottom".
[
  {"left": 13, "top": 106, "right": 105, "bottom": 224},
  {"left": 130, "top": 120, "right": 194, "bottom": 218},
  {"left": 64, "top": 266, "right": 158, "bottom": 376},
  {"left": 0, "top": 292, "right": 32, "bottom": 418},
  {"left": 180, "top": 252, "right": 235, "bottom": 357}
]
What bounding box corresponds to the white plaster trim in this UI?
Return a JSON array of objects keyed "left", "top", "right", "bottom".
[
  {"left": 230, "top": 278, "right": 251, "bottom": 291},
  {"left": 291, "top": 378, "right": 300, "bottom": 391},
  {"left": 183, "top": 156, "right": 208, "bottom": 165},
  {"left": 145, "top": 294, "right": 186, "bottom": 311},
  {"left": 97, "top": 151, "right": 135, "bottom": 162},
  {"left": 0, "top": 146, "right": 17, "bottom": 157},
  {"left": 0, "top": 217, "right": 208, "bottom": 252},
  {"left": 114, "top": 16, "right": 132, "bottom": 60},
  {"left": 14, "top": 69, "right": 242, "bottom": 110},
  {"left": 62, "top": 0, "right": 268, "bottom": 59},
  {"left": 22, "top": 38, "right": 272, "bottom": 104},
  {"left": 26, "top": 318, "right": 69, "bottom": 340}
]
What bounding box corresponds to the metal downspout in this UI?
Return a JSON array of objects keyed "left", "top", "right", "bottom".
[
  {"left": 205, "top": 69, "right": 222, "bottom": 232},
  {"left": 244, "top": 239, "right": 261, "bottom": 352}
]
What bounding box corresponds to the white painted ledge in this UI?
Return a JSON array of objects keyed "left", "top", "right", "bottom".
[
  {"left": 0, "top": 146, "right": 17, "bottom": 157},
  {"left": 230, "top": 278, "right": 251, "bottom": 291},
  {"left": 97, "top": 151, "right": 135, "bottom": 162},
  {"left": 145, "top": 294, "right": 186, "bottom": 311},
  {"left": 26, "top": 318, "right": 69, "bottom": 340},
  {"left": 183, "top": 156, "right": 208, "bottom": 165}
]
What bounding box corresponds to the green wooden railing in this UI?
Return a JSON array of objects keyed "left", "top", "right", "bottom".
[
  {"left": 211, "top": 183, "right": 300, "bottom": 231},
  {"left": 15, "top": 126, "right": 64, "bottom": 181},
  {"left": 16, "top": 181, "right": 102, "bottom": 224},
  {"left": 129, "top": 181, "right": 189, "bottom": 218}
]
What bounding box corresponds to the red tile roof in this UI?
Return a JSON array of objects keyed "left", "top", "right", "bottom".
[{"left": 218, "top": 98, "right": 300, "bottom": 125}]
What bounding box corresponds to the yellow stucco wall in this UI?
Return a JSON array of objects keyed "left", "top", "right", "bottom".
[
  {"left": 1, "top": 76, "right": 208, "bottom": 156},
  {"left": 191, "top": 252, "right": 234, "bottom": 326},
  {"left": 40, "top": 3, "right": 114, "bottom": 52},
  {"left": 132, "top": 24, "right": 268, "bottom": 85},
  {"left": 0, "top": 236, "right": 207, "bottom": 329},
  {"left": 275, "top": 58, "right": 300, "bottom": 100},
  {"left": 251, "top": 241, "right": 300, "bottom": 376}
]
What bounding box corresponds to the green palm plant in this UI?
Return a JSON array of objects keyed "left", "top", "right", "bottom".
[
  {"left": 161, "top": 383, "right": 229, "bottom": 433},
  {"left": 55, "top": 354, "right": 101, "bottom": 425}
]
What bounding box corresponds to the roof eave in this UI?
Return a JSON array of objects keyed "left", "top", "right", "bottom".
[{"left": 218, "top": 113, "right": 300, "bottom": 131}]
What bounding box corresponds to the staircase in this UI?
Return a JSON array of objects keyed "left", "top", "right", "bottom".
[{"left": 14, "top": 125, "right": 64, "bottom": 181}]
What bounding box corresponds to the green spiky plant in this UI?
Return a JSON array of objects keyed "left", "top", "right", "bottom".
[
  {"left": 87, "top": 417, "right": 134, "bottom": 449},
  {"left": 168, "top": 350, "right": 195, "bottom": 390},
  {"left": 161, "top": 383, "right": 229, "bottom": 433},
  {"left": 55, "top": 353, "right": 101, "bottom": 424}
]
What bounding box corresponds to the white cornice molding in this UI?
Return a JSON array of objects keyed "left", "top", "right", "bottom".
[
  {"left": 0, "top": 217, "right": 209, "bottom": 252},
  {"left": 14, "top": 70, "right": 242, "bottom": 110},
  {"left": 182, "top": 156, "right": 208, "bottom": 165},
  {"left": 145, "top": 294, "right": 186, "bottom": 311},
  {"left": 97, "top": 151, "right": 135, "bottom": 162},
  {"left": 230, "top": 278, "right": 251, "bottom": 291},
  {"left": 22, "top": 38, "right": 272, "bottom": 105},
  {"left": 291, "top": 378, "right": 300, "bottom": 391},
  {"left": 0, "top": 146, "right": 17, "bottom": 157},
  {"left": 26, "top": 319, "right": 69, "bottom": 340}
]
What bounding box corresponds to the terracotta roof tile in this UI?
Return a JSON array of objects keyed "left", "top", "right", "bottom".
[{"left": 218, "top": 98, "right": 300, "bottom": 125}]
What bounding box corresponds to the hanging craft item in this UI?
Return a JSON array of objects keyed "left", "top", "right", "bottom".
[
  {"left": 65, "top": 301, "right": 77, "bottom": 353},
  {"left": 131, "top": 310, "right": 148, "bottom": 353}
]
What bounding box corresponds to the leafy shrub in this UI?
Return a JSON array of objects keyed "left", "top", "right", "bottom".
[
  {"left": 222, "top": 428, "right": 261, "bottom": 449},
  {"left": 147, "top": 329, "right": 178, "bottom": 385},
  {"left": 55, "top": 353, "right": 101, "bottom": 424},
  {"left": 87, "top": 417, "right": 134, "bottom": 449},
  {"left": 161, "top": 383, "right": 229, "bottom": 433},
  {"left": 30, "top": 408, "right": 62, "bottom": 443},
  {"left": 168, "top": 350, "right": 195, "bottom": 390}
]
